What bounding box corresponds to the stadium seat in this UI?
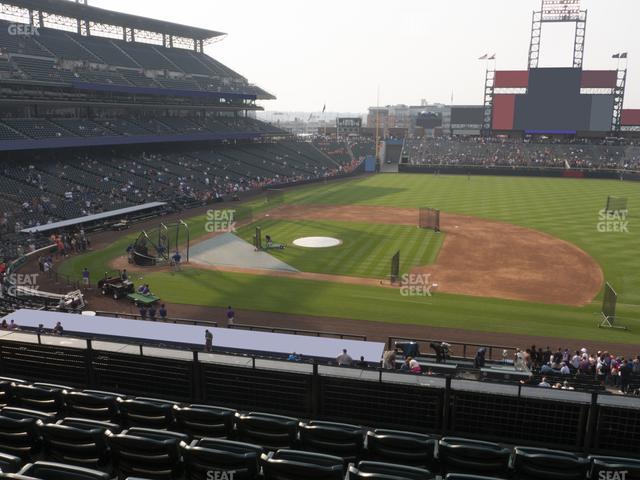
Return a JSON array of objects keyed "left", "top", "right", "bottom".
[
  {"left": 366, "top": 429, "right": 437, "bottom": 468},
  {"left": 0, "top": 378, "right": 26, "bottom": 408},
  {"left": 588, "top": 456, "right": 640, "bottom": 480},
  {"left": 107, "top": 430, "right": 185, "bottom": 480},
  {"left": 17, "top": 461, "right": 111, "bottom": 480},
  {"left": 445, "top": 475, "right": 506, "bottom": 480},
  {"left": 10, "top": 385, "right": 65, "bottom": 415},
  {"left": 41, "top": 420, "right": 113, "bottom": 469},
  {"left": 511, "top": 446, "right": 588, "bottom": 480},
  {"left": 118, "top": 398, "right": 175, "bottom": 429},
  {"left": 0, "top": 411, "right": 45, "bottom": 459},
  {"left": 260, "top": 449, "right": 345, "bottom": 480},
  {"left": 349, "top": 461, "right": 435, "bottom": 479},
  {"left": 437, "top": 437, "right": 511, "bottom": 476},
  {"left": 183, "top": 438, "right": 264, "bottom": 480},
  {"left": 1, "top": 407, "right": 56, "bottom": 423},
  {"left": 63, "top": 391, "right": 121, "bottom": 423},
  {"left": 298, "top": 420, "right": 365, "bottom": 463},
  {"left": 235, "top": 412, "right": 299, "bottom": 450},
  {"left": 173, "top": 404, "right": 236, "bottom": 439},
  {"left": 0, "top": 452, "right": 22, "bottom": 474}
]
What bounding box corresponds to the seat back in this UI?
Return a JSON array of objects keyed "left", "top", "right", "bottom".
[
  {"left": 119, "top": 399, "right": 174, "bottom": 429},
  {"left": 0, "top": 415, "right": 42, "bottom": 459},
  {"left": 41, "top": 423, "right": 109, "bottom": 468},
  {"left": 107, "top": 433, "right": 182, "bottom": 480},
  {"left": 438, "top": 437, "right": 511, "bottom": 476},
  {"left": 0, "top": 451, "right": 22, "bottom": 474},
  {"left": 11, "top": 385, "right": 64, "bottom": 415},
  {"left": 18, "top": 461, "right": 111, "bottom": 480},
  {"left": 63, "top": 392, "right": 120, "bottom": 423},
  {"left": 174, "top": 405, "right": 235, "bottom": 439},
  {"left": 299, "top": 421, "right": 364, "bottom": 462},
  {"left": 235, "top": 413, "right": 298, "bottom": 450},
  {"left": 366, "top": 429, "right": 436, "bottom": 467},
  {"left": 183, "top": 444, "right": 260, "bottom": 480},
  {"left": 350, "top": 461, "right": 434, "bottom": 479},
  {"left": 511, "top": 447, "right": 588, "bottom": 480},
  {"left": 261, "top": 449, "right": 345, "bottom": 480}
]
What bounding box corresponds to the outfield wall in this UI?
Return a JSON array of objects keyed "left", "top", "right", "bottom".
[{"left": 400, "top": 164, "right": 640, "bottom": 181}]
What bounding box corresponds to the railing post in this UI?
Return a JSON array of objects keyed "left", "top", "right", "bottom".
[
  {"left": 583, "top": 391, "right": 599, "bottom": 454},
  {"left": 311, "top": 362, "right": 320, "bottom": 419},
  {"left": 192, "top": 350, "right": 201, "bottom": 403},
  {"left": 442, "top": 375, "right": 452, "bottom": 436},
  {"left": 85, "top": 339, "right": 95, "bottom": 388}
]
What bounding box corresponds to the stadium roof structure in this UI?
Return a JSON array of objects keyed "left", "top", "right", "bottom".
[{"left": 2, "top": 0, "right": 225, "bottom": 41}]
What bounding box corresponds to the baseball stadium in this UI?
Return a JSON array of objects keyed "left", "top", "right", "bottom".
[{"left": 0, "top": 0, "right": 639, "bottom": 479}]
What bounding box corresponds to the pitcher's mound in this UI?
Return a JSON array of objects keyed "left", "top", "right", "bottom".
[
  {"left": 191, "top": 233, "right": 298, "bottom": 272},
  {"left": 293, "top": 237, "right": 342, "bottom": 248}
]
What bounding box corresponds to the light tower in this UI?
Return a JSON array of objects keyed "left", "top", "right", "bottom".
[{"left": 528, "top": 0, "right": 587, "bottom": 69}]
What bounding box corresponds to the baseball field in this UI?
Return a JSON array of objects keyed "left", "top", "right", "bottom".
[{"left": 58, "top": 174, "right": 640, "bottom": 344}]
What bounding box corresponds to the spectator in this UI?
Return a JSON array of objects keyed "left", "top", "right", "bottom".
[
  {"left": 226, "top": 306, "right": 235, "bottom": 326},
  {"left": 121, "top": 269, "right": 128, "bottom": 281},
  {"left": 0, "top": 320, "right": 7, "bottom": 329},
  {"left": 36, "top": 323, "right": 45, "bottom": 335},
  {"left": 204, "top": 329, "right": 213, "bottom": 352},
  {"left": 560, "top": 362, "right": 571, "bottom": 375},
  {"left": 148, "top": 305, "right": 157, "bottom": 320},
  {"left": 53, "top": 321, "right": 63, "bottom": 335},
  {"left": 171, "top": 251, "right": 181, "bottom": 272},
  {"left": 336, "top": 349, "right": 353, "bottom": 367},
  {"left": 382, "top": 349, "right": 396, "bottom": 369},
  {"left": 159, "top": 304, "right": 167, "bottom": 319},
  {"left": 82, "top": 267, "right": 89, "bottom": 287},
  {"left": 356, "top": 356, "right": 367, "bottom": 368},
  {"left": 287, "top": 352, "right": 300, "bottom": 362},
  {"left": 538, "top": 377, "right": 551, "bottom": 388},
  {"left": 474, "top": 347, "right": 486, "bottom": 369},
  {"left": 409, "top": 357, "right": 422, "bottom": 374},
  {"left": 9, "top": 319, "right": 17, "bottom": 330},
  {"left": 138, "top": 284, "right": 150, "bottom": 295},
  {"left": 139, "top": 305, "right": 147, "bottom": 319}
]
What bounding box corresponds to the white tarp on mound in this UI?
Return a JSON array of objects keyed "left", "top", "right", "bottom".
[{"left": 190, "top": 233, "right": 298, "bottom": 272}]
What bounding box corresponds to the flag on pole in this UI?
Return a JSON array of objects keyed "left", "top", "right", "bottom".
[
  {"left": 620, "top": 52, "right": 628, "bottom": 59},
  {"left": 322, "top": 104, "right": 326, "bottom": 113},
  {"left": 478, "top": 54, "right": 488, "bottom": 60},
  {"left": 612, "top": 53, "right": 620, "bottom": 59},
  {"left": 488, "top": 54, "right": 496, "bottom": 60},
  {"left": 308, "top": 113, "right": 313, "bottom": 121}
]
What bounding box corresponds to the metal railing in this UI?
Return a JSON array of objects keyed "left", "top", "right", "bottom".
[
  {"left": 229, "top": 323, "right": 367, "bottom": 341},
  {"left": 388, "top": 336, "right": 517, "bottom": 362}
]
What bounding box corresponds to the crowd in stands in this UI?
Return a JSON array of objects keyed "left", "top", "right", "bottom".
[{"left": 407, "top": 137, "right": 640, "bottom": 170}]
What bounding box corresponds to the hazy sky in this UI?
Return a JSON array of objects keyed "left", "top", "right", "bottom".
[{"left": 88, "top": 0, "right": 638, "bottom": 113}]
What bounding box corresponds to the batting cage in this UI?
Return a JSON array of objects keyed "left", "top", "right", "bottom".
[
  {"left": 390, "top": 251, "right": 400, "bottom": 284},
  {"left": 599, "top": 282, "right": 625, "bottom": 329},
  {"left": 419, "top": 208, "right": 441, "bottom": 232},
  {"left": 132, "top": 221, "right": 190, "bottom": 266},
  {"left": 605, "top": 196, "right": 628, "bottom": 213}
]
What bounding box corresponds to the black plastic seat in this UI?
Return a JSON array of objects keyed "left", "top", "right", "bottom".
[
  {"left": 235, "top": 412, "right": 298, "bottom": 450},
  {"left": 366, "top": 429, "right": 437, "bottom": 468},
  {"left": 1, "top": 407, "right": 56, "bottom": 423},
  {"left": 0, "top": 378, "right": 25, "bottom": 408},
  {"left": 0, "top": 413, "right": 45, "bottom": 459},
  {"left": 184, "top": 438, "right": 264, "bottom": 480},
  {"left": 18, "top": 461, "right": 111, "bottom": 480},
  {"left": 10, "top": 385, "right": 64, "bottom": 416},
  {"left": 41, "top": 419, "right": 114, "bottom": 469},
  {"left": 0, "top": 452, "right": 22, "bottom": 474},
  {"left": 107, "top": 431, "right": 184, "bottom": 480},
  {"left": 118, "top": 398, "right": 175, "bottom": 429},
  {"left": 349, "top": 461, "right": 434, "bottom": 479},
  {"left": 63, "top": 391, "right": 120, "bottom": 423},
  {"left": 124, "top": 427, "right": 189, "bottom": 443},
  {"left": 511, "top": 446, "right": 588, "bottom": 480},
  {"left": 445, "top": 475, "right": 505, "bottom": 480},
  {"left": 588, "top": 456, "right": 640, "bottom": 480},
  {"left": 437, "top": 437, "right": 511, "bottom": 476},
  {"left": 260, "top": 449, "right": 345, "bottom": 480},
  {"left": 174, "top": 405, "right": 236, "bottom": 439},
  {"left": 299, "top": 420, "right": 365, "bottom": 463}
]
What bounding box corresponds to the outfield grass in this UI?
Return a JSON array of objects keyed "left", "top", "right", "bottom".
[
  {"left": 236, "top": 219, "right": 443, "bottom": 278},
  {"left": 57, "top": 174, "right": 640, "bottom": 343}
]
